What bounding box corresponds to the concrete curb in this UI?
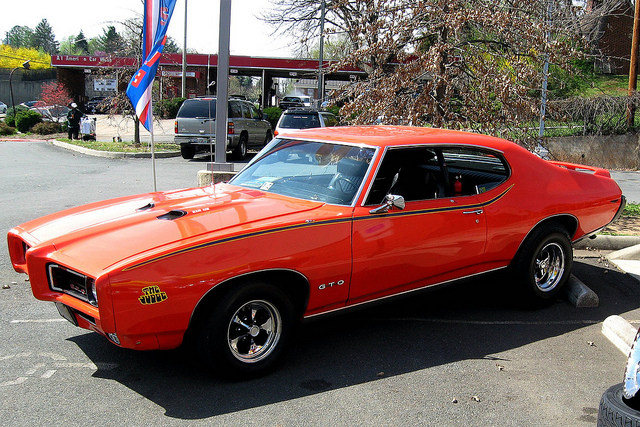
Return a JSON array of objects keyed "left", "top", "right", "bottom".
[
  {"left": 602, "top": 315, "right": 638, "bottom": 356},
  {"left": 607, "top": 243, "right": 640, "bottom": 283},
  {"left": 50, "top": 140, "right": 180, "bottom": 159},
  {"left": 573, "top": 235, "right": 640, "bottom": 251}
]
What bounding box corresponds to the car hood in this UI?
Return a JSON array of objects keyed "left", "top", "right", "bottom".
[{"left": 19, "top": 184, "right": 324, "bottom": 275}]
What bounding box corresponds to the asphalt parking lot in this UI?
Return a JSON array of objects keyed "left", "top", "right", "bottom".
[{"left": 1, "top": 140, "right": 639, "bottom": 426}]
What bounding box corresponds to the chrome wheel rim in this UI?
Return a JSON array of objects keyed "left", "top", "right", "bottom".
[
  {"left": 534, "top": 242, "right": 565, "bottom": 292},
  {"left": 227, "top": 300, "right": 281, "bottom": 363}
]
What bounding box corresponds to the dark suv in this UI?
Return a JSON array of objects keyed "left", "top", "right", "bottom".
[
  {"left": 174, "top": 98, "right": 272, "bottom": 160},
  {"left": 274, "top": 109, "right": 338, "bottom": 136}
]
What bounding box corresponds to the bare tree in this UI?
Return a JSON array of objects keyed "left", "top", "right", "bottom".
[
  {"left": 327, "top": 0, "right": 586, "bottom": 135},
  {"left": 264, "top": 0, "right": 623, "bottom": 140}
]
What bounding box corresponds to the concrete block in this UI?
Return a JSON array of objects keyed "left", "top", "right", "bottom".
[
  {"left": 602, "top": 315, "right": 638, "bottom": 355},
  {"left": 565, "top": 274, "right": 599, "bottom": 308},
  {"left": 197, "top": 170, "right": 237, "bottom": 186}
]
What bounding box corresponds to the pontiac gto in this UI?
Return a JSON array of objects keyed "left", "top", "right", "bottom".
[{"left": 8, "top": 126, "right": 625, "bottom": 378}]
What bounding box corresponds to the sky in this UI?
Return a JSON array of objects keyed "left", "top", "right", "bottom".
[{"left": 0, "top": 0, "right": 297, "bottom": 58}]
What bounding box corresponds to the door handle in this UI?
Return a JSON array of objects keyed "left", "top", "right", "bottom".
[{"left": 463, "top": 209, "right": 483, "bottom": 215}]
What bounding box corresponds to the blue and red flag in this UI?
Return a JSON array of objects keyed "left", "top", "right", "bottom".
[{"left": 127, "top": 0, "right": 177, "bottom": 132}]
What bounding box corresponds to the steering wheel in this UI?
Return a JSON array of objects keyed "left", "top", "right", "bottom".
[{"left": 332, "top": 175, "right": 358, "bottom": 194}]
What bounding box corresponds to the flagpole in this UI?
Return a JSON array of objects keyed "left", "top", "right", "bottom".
[{"left": 150, "top": 97, "right": 157, "bottom": 192}]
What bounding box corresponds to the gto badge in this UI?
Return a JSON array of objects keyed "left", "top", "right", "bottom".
[
  {"left": 318, "top": 280, "right": 345, "bottom": 290},
  {"left": 138, "top": 285, "right": 168, "bottom": 305}
]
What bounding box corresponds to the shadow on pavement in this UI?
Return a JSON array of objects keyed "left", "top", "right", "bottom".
[{"left": 69, "top": 260, "right": 639, "bottom": 420}]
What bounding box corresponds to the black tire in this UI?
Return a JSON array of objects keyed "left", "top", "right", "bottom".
[
  {"left": 264, "top": 130, "right": 273, "bottom": 146},
  {"left": 197, "top": 282, "right": 295, "bottom": 379},
  {"left": 233, "top": 134, "right": 248, "bottom": 160},
  {"left": 512, "top": 223, "right": 572, "bottom": 303},
  {"left": 180, "top": 144, "right": 196, "bottom": 160},
  {"left": 598, "top": 384, "right": 640, "bottom": 426}
]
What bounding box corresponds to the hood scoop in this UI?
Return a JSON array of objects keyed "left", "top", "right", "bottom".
[
  {"left": 136, "top": 202, "right": 155, "bottom": 212},
  {"left": 157, "top": 210, "right": 187, "bottom": 220}
]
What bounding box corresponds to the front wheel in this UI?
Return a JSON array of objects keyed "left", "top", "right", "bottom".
[
  {"left": 197, "top": 282, "right": 295, "bottom": 379},
  {"left": 264, "top": 130, "right": 273, "bottom": 146},
  {"left": 512, "top": 224, "right": 572, "bottom": 303}
]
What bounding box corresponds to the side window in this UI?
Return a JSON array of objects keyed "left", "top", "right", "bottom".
[
  {"left": 365, "top": 146, "right": 509, "bottom": 205},
  {"left": 229, "top": 101, "right": 243, "bottom": 118},
  {"left": 241, "top": 102, "right": 252, "bottom": 119},
  {"left": 441, "top": 147, "right": 509, "bottom": 196},
  {"left": 250, "top": 104, "right": 261, "bottom": 119},
  {"left": 321, "top": 113, "right": 337, "bottom": 127}
]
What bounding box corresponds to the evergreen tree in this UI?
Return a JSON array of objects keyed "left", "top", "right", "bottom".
[
  {"left": 32, "top": 19, "right": 59, "bottom": 54},
  {"left": 97, "top": 26, "right": 126, "bottom": 55},
  {"left": 74, "top": 30, "right": 90, "bottom": 55},
  {"left": 4, "top": 25, "right": 33, "bottom": 48}
]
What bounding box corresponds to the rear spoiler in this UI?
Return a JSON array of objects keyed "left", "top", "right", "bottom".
[{"left": 548, "top": 161, "right": 611, "bottom": 178}]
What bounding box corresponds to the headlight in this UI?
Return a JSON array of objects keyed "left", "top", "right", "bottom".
[
  {"left": 90, "top": 279, "right": 98, "bottom": 307},
  {"left": 48, "top": 264, "right": 98, "bottom": 307}
]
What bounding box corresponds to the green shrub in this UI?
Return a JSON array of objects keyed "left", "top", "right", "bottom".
[
  {"left": 15, "top": 110, "right": 42, "bottom": 132},
  {"left": 326, "top": 105, "right": 340, "bottom": 117},
  {"left": 155, "top": 97, "right": 185, "bottom": 119},
  {"left": 32, "top": 121, "right": 62, "bottom": 135},
  {"left": 5, "top": 105, "right": 29, "bottom": 127},
  {"left": 0, "top": 121, "right": 16, "bottom": 136},
  {"left": 263, "top": 107, "right": 282, "bottom": 128}
]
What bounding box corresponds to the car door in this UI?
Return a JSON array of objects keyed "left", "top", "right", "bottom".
[
  {"left": 248, "top": 103, "right": 268, "bottom": 146},
  {"left": 348, "top": 146, "right": 489, "bottom": 304}
]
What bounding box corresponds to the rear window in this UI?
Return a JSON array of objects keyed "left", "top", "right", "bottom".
[
  {"left": 283, "top": 97, "right": 301, "bottom": 102},
  {"left": 177, "top": 100, "right": 216, "bottom": 118},
  {"left": 280, "top": 113, "right": 321, "bottom": 129}
]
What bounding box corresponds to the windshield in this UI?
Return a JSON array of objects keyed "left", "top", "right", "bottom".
[
  {"left": 230, "top": 139, "right": 375, "bottom": 205},
  {"left": 279, "top": 113, "right": 321, "bottom": 129}
]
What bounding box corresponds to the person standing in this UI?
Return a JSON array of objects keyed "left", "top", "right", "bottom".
[{"left": 67, "top": 103, "right": 84, "bottom": 140}]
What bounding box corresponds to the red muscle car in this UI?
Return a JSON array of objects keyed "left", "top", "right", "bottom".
[{"left": 7, "top": 126, "right": 625, "bottom": 378}]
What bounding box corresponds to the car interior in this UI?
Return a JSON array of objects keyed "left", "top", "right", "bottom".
[{"left": 365, "top": 146, "right": 510, "bottom": 205}]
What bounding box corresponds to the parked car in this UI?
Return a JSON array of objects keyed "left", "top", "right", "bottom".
[
  {"left": 85, "top": 96, "right": 108, "bottom": 114},
  {"left": 20, "top": 100, "right": 38, "bottom": 109},
  {"left": 597, "top": 328, "right": 640, "bottom": 425},
  {"left": 274, "top": 109, "right": 337, "bottom": 136},
  {"left": 30, "top": 105, "right": 70, "bottom": 123},
  {"left": 174, "top": 97, "right": 272, "bottom": 160},
  {"left": 279, "top": 95, "right": 312, "bottom": 110},
  {"left": 0, "top": 101, "right": 7, "bottom": 114},
  {"left": 8, "top": 126, "right": 624, "bottom": 379}
]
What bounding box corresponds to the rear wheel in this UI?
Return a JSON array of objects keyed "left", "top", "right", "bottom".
[
  {"left": 513, "top": 224, "right": 572, "bottom": 303},
  {"left": 233, "top": 134, "right": 248, "bottom": 160},
  {"left": 197, "top": 282, "right": 295, "bottom": 379},
  {"left": 180, "top": 144, "right": 196, "bottom": 160}
]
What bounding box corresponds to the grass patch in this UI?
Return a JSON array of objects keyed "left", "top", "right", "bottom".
[
  {"left": 60, "top": 138, "right": 178, "bottom": 152},
  {"left": 624, "top": 202, "right": 640, "bottom": 217},
  {"left": 576, "top": 75, "right": 630, "bottom": 97}
]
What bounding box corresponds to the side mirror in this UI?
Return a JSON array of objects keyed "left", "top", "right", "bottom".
[
  {"left": 263, "top": 113, "right": 268, "bottom": 120},
  {"left": 369, "top": 194, "right": 405, "bottom": 214}
]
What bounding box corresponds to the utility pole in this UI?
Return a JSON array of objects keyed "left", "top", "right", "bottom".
[
  {"left": 627, "top": 0, "right": 640, "bottom": 128},
  {"left": 213, "top": 0, "right": 232, "bottom": 169}
]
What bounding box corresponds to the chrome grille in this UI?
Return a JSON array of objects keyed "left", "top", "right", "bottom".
[{"left": 47, "top": 264, "right": 97, "bottom": 306}]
